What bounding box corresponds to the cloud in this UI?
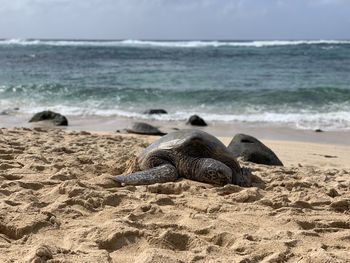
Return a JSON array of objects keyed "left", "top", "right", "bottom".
[{"left": 0, "top": 0, "right": 349, "bottom": 39}]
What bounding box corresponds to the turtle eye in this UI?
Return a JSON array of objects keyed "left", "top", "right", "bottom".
[{"left": 241, "top": 139, "right": 253, "bottom": 143}]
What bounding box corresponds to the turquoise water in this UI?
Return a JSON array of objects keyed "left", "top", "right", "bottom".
[{"left": 0, "top": 39, "right": 350, "bottom": 130}]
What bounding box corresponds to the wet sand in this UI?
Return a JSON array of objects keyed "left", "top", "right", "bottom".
[{"left": 1, "top": 113, "right": 350, "bottom": 145}]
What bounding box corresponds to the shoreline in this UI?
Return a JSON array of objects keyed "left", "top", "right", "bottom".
[{"left": 1, "top": 113, "right": 350, "bottom": 145}]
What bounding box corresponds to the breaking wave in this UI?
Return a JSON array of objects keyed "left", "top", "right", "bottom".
[
  {"left": 1, "top": 39, "right": 350, "bottom": 48},
  {"left": 2, "top": 104, "right": 349, "bottom": 131}
]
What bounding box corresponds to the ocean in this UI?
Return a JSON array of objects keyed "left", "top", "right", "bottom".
[{"left": 0, "top": 39, "right": 350, "bottom": 130}]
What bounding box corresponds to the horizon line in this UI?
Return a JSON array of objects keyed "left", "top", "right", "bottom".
[{"left": 1, "top": 38, "right": 350, "bottom": 42}]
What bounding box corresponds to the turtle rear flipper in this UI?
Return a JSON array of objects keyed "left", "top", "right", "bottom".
[{"left": 112, "top": 164, "right": 178, "bottom": 186}]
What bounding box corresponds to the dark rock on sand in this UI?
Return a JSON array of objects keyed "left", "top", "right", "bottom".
[
  {"left": 227, "top": 134, "right": 283, "bottom": 166},
  {"left": 126, "top": 122, "right": 166, "bottom": 136},
  {"left": 143, "top": 109, "right": 168, "bottom": 114},
  {"left": 29, "top": 111, "right": 68, "bottom": 126},
  {"left": 315, "top": 129, "right": 324, "bottom": 132},
  {"left": 186, "top": 115, "right": 207, "bottom": 126}
]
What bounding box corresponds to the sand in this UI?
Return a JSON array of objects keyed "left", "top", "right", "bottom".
[{"left": 0, "top": 127, "right": 349, "bottom": 263}]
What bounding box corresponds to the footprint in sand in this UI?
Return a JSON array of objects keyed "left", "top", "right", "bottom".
[{"left": 149, "top": 230, "right": 203, "bottom": 251}]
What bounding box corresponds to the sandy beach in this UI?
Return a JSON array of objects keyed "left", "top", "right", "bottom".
[
  {"left": 1, "top": 1, "right": 350, "bottom": 262},
  {"left": 0, "top": 127, "right": 349, "bottom": 262}
]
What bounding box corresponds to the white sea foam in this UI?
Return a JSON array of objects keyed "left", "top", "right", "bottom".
[
  {"left": 121, "top": 39, "right": 350, "bottom": 48},
  {"left": 1, "top": 39, "right": 350, "bottom": 48},
  {"left": 10, "top": 103, "right": 350, "bottom": 131}
]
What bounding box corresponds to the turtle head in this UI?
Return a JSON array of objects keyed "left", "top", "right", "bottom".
[
  {"left": 232, "top": 167, "right": 252, "bottom": 187},
  {"left": 189, "top": 158, "right": 233, "bottom": 186}
]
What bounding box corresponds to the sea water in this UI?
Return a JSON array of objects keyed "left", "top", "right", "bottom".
[{"left": 0, "top": 39, "right": 349, "bottom": 130}]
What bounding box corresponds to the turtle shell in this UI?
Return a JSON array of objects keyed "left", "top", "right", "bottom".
[{"left": 139, "top": 129, "right": 233, "bottom": 164}]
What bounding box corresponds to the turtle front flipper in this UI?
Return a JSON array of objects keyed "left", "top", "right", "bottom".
[{"left": 112, "top": 164, "right": 178, "bottom": 186}]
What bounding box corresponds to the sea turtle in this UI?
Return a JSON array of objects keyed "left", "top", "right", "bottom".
[
  {"left": 113, "top": 129, "right": 251, "bottom": 186},
  {"left": 126, "top": 122, "right": 166, "bottom": 136}
]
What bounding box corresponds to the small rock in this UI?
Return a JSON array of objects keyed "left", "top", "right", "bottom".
[
  {"left": 143, "top": 109, "right": 167, "bottom": 114},
  {"left": 29, "top": 110, "right": 68, "bottom": 126},
  {"left": 227, "top": 134, "right": 283, "bottom": 166},
  {"left": 186, "top": 115, "right": 208, "bottom": 126},
  {"left": 315, "top": 129, "right": 324, "bottom": 132}
]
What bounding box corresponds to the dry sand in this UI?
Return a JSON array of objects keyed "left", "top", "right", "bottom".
[{"left": 0, "top": 127, "right": 349, "bottom": 263}]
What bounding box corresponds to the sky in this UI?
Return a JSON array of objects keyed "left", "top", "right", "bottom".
[{"left": 0, "top": 0, "right": 349, "bottom": 40}]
